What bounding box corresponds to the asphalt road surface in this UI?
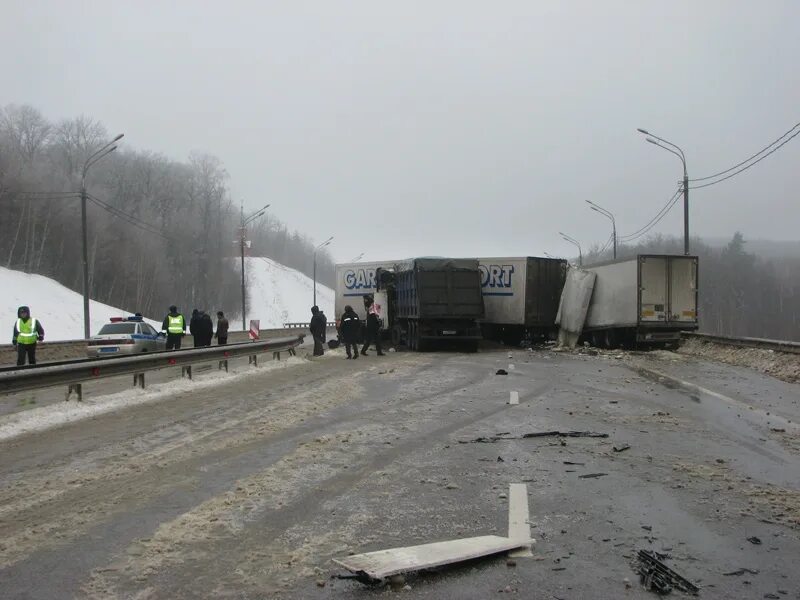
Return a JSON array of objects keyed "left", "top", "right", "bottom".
[{"left": 0, "top": 345, "right": 798, "bottom": 599}]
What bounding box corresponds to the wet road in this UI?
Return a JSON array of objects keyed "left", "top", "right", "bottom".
[{"left": 0, "top": 347, "right": 798, "bottom": 599}]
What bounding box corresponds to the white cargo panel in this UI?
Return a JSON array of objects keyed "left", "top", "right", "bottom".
[
  {"left": 639, "top": 256, "right": 668, "bottom": 322},
  {"left": 477, "top": 257, "right": 528, "bottom": 326},
  {"left": 669, "top": 256, "right": 698, "bottom": 323},
  {"left": 335, "top": 261, "right": 397, "bottom": 321},
  {"left": 584, "top": 259, "right": 639, "bottom": 328}
]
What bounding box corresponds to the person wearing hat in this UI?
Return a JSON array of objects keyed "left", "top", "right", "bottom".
[
  {"left": 161, "top": 305, "right": 186, "bottom": 350},
  {"left": 12, "top": 306, "right": 44, "bottom": 366},
  {"left": 339, "top": 305, "right": 361, "bottom": 359}
]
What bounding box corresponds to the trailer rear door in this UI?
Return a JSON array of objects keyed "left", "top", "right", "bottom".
[
  {"left": 668, "top": 257, "right": 698, "bottom": 323},
  {"left": 639, "top": 257, "right": 668, "bottom": 322}
]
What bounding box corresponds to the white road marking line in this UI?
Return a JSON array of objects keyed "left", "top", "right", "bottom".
[
  {"left": 507, "top": 483, "right": 534, "bottom": 557},
  {"left": 509, "top": 391, "right": 519, "bottom": 405}
]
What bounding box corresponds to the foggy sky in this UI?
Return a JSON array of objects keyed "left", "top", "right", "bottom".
[{"left": 2, "top": 1, "right": 798, "bottom": 263}]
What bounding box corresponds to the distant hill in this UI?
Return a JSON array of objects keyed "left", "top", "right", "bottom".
[{"left": 1, "top": 266, "right": 159, "bottom": 341}]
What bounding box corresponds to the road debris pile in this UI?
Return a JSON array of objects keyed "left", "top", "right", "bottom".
[
  {"left": 634, "top": 549, "right": 699, "bottom": 595},
  {"left": 459, "top": 431, "right": 609, "bottom": 444},
  {"left": 679, "top": 337, "right": 800, "bottom": 384}
]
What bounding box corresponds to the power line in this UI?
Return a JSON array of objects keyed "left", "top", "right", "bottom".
[
  {"left": 690, "top": 121, "right": 800, "bottom": 182},
  {"left": 86, "top": 193, "right": 172, "bottom": 240},
  {"left": 689, "top": 127, "right": 800, "bottom": 190},
  {"left": 619, "top": 187, "right": 682, "bottom": 242}
]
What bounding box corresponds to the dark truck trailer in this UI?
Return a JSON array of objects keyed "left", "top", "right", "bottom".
[
  {"left": 477, "top": 256, "right": 567, "bottom": 345},
  {"left": 377, "top": 258, "right": 484, "bottom": 352}
]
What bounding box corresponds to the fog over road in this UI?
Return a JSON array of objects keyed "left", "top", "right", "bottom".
[{"left": 0, "top": 347, "right": 798, "bottom": 599}]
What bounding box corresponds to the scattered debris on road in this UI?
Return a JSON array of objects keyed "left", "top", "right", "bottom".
[
  {"left": 495, "top": 369, "right": 508, "bottom": 375},
  {"left": 635, "top": 549, "right": 699, "bottom": 596},
  {"left": 747, "top": 536, "right": 763, "bottom": 545},
  {"left": 578, "top": 473, "right": 608, "bottom": 479},
  {"left": 459, "top": 431, "right": 608, "bottom": 444},
  {"left": 613, "top": 443, "right": 631, "bottom": 453},
  {"left": 333, "top": 535, "right": 532, "bottom": 582},
  {"left": 723, "top": 568, "right": 760, "bottom": 576}
]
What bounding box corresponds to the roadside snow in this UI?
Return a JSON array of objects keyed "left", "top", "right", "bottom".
[
  {"left": 679, "top": 337, "right": 800, "bottom": 384},
  {"left": 0, "top": 356, "right": 307, "bottom": 443},
  {"left": 244, "top": 257, "right": 334, "bottom": 327},
  {"left": 0, "top": 266, "right": 159, "bottom": 340}
]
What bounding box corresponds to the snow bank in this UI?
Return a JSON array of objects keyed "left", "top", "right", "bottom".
[
  {"left": 0, "top": 356, "right": 308, "bottom": 442},
  {"left": 0, "top": 266, "right": 158, "bottom": 341},
  {"left": 244, "top": 257, "right": 334, "bottom": 328}
]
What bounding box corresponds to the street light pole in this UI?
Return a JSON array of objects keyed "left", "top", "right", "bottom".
[
  {"left": 80, "top": 133, "right": 124, "bottom": 339},
  {"left": 239, "top": 203, "right": 270, "bottom": 330},
  {"left": 313, "top": 236, "right": 334, "bottom": 306},
  {"left": 559, "top": 232, "right": 582, "bottom": 266},
  {"left": 585, "top": 200, "right": 617, "bottom": 259},
  {"left": 637, "top": 128, "right": 689, "bottom": 255}
]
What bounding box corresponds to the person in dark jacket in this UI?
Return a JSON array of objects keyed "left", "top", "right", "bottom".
[
  {"left": 339, "top": 305, "right": 361, "bottom": 359},
  {"left": 215, "top": 311, "right": 229, "bottom": 345},
  {"left": 189, "top": 309, "right": 202, "bottom": 347},
  {"left": 361, "top": 295, "right": 385, "bottom": 356},
  {"left": 161, "top": 305, "right": 185, "bottom": 350},
  {"left": 12, "top": 306, "right": 44, "bottom": 366},
  {"left": 309, "top": 306, "right": 327, "bottom": 356},
  {"left": 200, "top": 311, "right": 214, "bottom": 346}
]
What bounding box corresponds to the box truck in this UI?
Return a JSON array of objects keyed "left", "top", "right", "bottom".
[
  {"left": 334, "top": 260, "right": 397, "bottom": 329},
  {"left": 477, "top": 257, "right": 567, "bottom": 344},
  {"left": 583, "top": 254, "right": 699, "bottom": 347},
  {"left": 377, "top": 258, "right": 484, "bottom": 351}
]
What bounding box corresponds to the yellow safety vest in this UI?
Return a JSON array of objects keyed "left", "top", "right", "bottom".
[
  {"left": 167, "top": 314, "right": 184, "bottom": 334},
  {"left": 16, "top": 318, "right": 38, "bottom": 344}
]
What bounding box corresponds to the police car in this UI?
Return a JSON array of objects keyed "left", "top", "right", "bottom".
[{"left": 86, "top": 316, "right": 165, "bottom": 358}]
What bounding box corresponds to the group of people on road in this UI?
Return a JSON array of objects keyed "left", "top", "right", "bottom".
[
  {"left": 161, "top": 307, "right": 229, "bottom": 349},
  {"left": 310, "top": 294, "right": 384, "bottom": 360}
]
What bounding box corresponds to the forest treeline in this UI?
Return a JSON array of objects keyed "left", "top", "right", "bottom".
[
  {"left": 0, "top": 104, "right": 334, "bottom": 322},
  {"left": 584, "top": 233, "right": 800, "bottom": 341}
]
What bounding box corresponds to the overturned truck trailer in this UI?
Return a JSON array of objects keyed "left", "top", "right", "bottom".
[
  {"left": 477, "top": 257, "right": 567, "bottom": 344},
  {"left": 377, "top": 258, "right": 484, "bottom": 351},
  {"left": 583, "top": 254, "right": 699, "bottom": 348}
]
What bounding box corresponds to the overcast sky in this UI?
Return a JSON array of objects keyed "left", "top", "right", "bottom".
[{"left": 2, "top": 1, "right": 798, "bottom": 262}]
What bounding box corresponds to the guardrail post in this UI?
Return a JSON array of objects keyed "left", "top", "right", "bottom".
[
  {"left": 181, "top": 365, "right": 192, "bottom": 380},
  {"left": 66, "top": 383, "right": 82, "bottom": 402},
  {"left": 249, "top": 354, "right": 258, "bottom": 366},
  {"left": 218, "top": 359, "right": 228, "bottom": 372},
  {"left": 133, "top": 373, "right": 145, "bottom": 389}
]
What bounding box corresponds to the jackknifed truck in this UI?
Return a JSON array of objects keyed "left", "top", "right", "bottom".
[
  {"left": 376, "top": 258, "right": 484, "bottom": 351},
  {"left": 583, "top": 254, "right": 699, "bottom": 347}
]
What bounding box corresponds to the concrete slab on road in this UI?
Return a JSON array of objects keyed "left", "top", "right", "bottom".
[{"left": 0, "top": 346, "right": 798, "bottom": 599}]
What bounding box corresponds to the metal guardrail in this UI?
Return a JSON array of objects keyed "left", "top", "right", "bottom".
[
  {"left": 283, "top": 322, "right": 336, "bottom": 329},
  {"left": 682, "top": 331, "right": 800, "bottom": 355},
  {"left": 0, "top": 335, "right": 305, "bottom": 400}
]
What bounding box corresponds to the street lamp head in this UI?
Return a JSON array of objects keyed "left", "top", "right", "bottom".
[
  {"left": 112, "top": 133, "right": 125, "bottom": 142},
  {"left": 646, "top": 137, "right": 660, "bottom": 146},
  {"left": 637, "top": 128, "right": 649, "bottom": 135}
]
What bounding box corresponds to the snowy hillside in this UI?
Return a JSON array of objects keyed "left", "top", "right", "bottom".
[
  {"left": 0, "top": 266, "right": 158, "bottom": 341},
  {"left": 244, "top": 257, "right": 334, "bottom": 328}
]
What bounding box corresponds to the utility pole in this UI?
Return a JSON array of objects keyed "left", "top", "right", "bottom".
[
  {"left": 585, "top": 200, "right": 617, "bottom": 259},
  {"left": 239, "top": 203, "right": 271, "bottom": 331},
  {"left": 313, "top": 236, "right": 334, "bottom": 306},
  {"left": 80, "top": 134, "right": 124, "bottom": 339},
  {"left": 637, "top": 128, "right": 689, "bottom": 255},
  {"left": 559, "top": 232, "right": 582, "bottom": 266}
]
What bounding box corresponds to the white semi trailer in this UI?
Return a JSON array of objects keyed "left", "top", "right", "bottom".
[
  {"left": 334, "top": 260, "right": 397, "bottom": 328},
  {"left": 476, "top": 257, "right": 567, "bottom": 344},
  {"left": 583, "top": 254, "right": 699, "bottom": 347}
]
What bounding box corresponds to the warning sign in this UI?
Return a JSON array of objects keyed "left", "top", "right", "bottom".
[{"left": 249, "top": 319, "right": 260, "bottom": 340}]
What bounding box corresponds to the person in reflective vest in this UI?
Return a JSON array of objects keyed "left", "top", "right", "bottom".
[
  {"left": 161, "top": 305, "right": 186, "bottom": 350},
  {"left": 12, "top": 305, "right": 45, "bottom": 366}
]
